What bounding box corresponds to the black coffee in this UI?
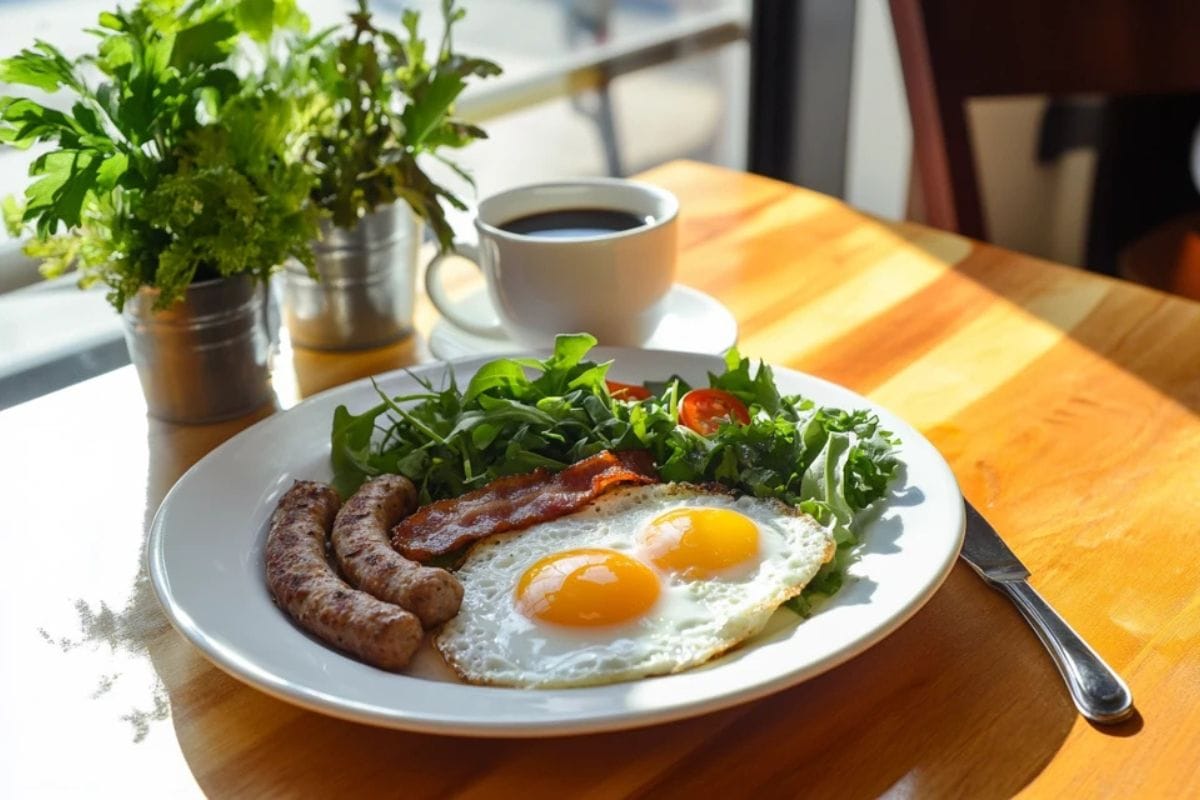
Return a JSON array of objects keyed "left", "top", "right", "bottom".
[{"left": 500, "top": 208, "right": 649, "bottom": 239}]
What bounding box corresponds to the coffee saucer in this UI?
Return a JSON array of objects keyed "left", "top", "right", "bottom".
[{"left": 427, "top": 284, "right": 738, "bottom": 360}]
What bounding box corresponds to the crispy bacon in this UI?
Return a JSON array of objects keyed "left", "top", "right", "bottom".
[{"left": 391, "top": 450, "right": 659, "bottom": 561}]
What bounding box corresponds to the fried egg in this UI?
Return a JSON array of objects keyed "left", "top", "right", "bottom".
[{"left": 434, "top": 483, "right": 834, "bottom": 688}]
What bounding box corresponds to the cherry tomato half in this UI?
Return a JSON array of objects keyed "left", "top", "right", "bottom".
[
  {"left": 606, "top": 380, "right": 653, "bottom": 401},
  {"left": 679, "top": 388, "right": 750, "bottom": 435}
]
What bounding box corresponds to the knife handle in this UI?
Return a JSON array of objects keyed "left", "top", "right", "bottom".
[{"left": 998, "top": 580, "right": 1134, "bottom": 723}]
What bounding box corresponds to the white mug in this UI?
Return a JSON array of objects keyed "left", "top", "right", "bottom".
[{"left": 425, "top": 178, "right": 679, "bottom": 347}]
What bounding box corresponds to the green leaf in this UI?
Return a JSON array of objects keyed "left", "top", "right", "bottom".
[
  {"left": 546, "top": 333, "right": 598, "bottom": 371},
  {"left": 235, "top": 0, "right": 277, "bottom": 42},
  {"left": 441, "top": 54, "right": 502, "bottom": 80},
  {"left": 392, "top": 448, "right": 428, "bottom": 481},
  {"left": 95, "top": 27, "right": 134, "bottom": 75},
  {"left": 0, "top": 41, "right": 79, "bottom": 93},
  {"left": 23, "top": 149, "right": 101, "bottom": 235},
  {"left": 470, "top": 422, "right": 502, "bottom": 450},
  {"left": 95, "top": 152, "right": 129, "bottom": 193},
  {"left": 331, "top": 402, "right": 386, "bottom": 498},
  {"left": 69, "top": 102, "right": 105, "bottom": 137},
  {"left": 24, "top": 234, "right": 82, "bottom": 279},
  {"left": 752, "top": 362, "right": 783, "bottom": 415},
  {"left": 3, "top": 196, "right": 25, "bottom": 237},
  {"left": 169, "top": 16, "right": 238, "bottom": 69},
  {"left": 709, "top": 347, "right": 783, "bottom": 415},
  {"left": 474, "top": 394, "right": 558, "bottom": 427},
  {"left": 462, "top": 359, "right": 530, "bottom": 406},
  {"left": 401, "top": 69, "right": 465, "bottom": 148},
  {"left": 799, "top": 431, "right": 854, "bottom": 524},
  {"left": 0, "top": 98, "right": 83, "bottom": 148},
  {"left": 97, "top": 11, "right": 124, "bottom": 31},
  {"left": 197, "top": 67, "right": 241, "bottom": 102},
  {"left": 567, "top": 361, "right": 612, "bottom": 394}
]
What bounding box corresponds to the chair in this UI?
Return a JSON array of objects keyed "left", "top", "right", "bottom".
[{"left": 889, "top": 0, "right": 1200, "bottom": 282}]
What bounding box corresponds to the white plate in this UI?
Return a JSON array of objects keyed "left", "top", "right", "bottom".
[
  {"left": 148, "top": 348, "right": 964, "bottom": 737},
  {"left": 428, "top": 284, "right": 738, "bottom": 360}
]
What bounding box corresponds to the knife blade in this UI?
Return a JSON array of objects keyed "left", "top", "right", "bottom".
[
  {"left": 961, "top": 501, "right": 1030, "bottom": 582},
  {"left": 960, "top": 499, "right": 1134, "bottom": 723}
]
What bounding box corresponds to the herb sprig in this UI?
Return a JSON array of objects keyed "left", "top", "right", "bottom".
[
  {"left": 331, "top": 334, "right": 902, "bottom": 612},
  {"left": 295, "top": 0, "right": 500, "bottom": 247}
]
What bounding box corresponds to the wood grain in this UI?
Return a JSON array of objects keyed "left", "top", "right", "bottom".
[{"left": 2, "top": 161, "right": 1196, "bottom": 798}]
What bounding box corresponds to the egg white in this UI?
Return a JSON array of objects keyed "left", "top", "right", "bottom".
[{"left": 434, "top": 483, "right": 835, "bottom": 688}]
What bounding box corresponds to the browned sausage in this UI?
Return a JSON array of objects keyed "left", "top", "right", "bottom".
[
  {"left": 265, "top": 480, "right": 422, "bottom": 671},
  {"left": 332, "top": 475, "right": 463, "bottom": 627}
]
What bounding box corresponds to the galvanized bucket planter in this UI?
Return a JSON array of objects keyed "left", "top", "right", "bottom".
[
  {"left": 282, "top": 204, "right": 420, "bottom": 350},
  {"left": 121, "top": 274, "right": 274, "bottom": 423}
]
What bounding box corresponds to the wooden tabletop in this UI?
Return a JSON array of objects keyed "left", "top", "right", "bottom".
[{"left": 3, "top": 160, "right": 1198, "bottom": 798}]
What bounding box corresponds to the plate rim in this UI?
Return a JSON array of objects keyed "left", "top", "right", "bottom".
[{"left": 147, "top": 347, "right": 964, "bottom": 737}]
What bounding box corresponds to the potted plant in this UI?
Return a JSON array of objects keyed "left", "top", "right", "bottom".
[
  {"left": 280, "top": 0, "right": 500, "bottom": 350},
  {"left": 0, "top": 0, "right": 319, "bottom": 422}
]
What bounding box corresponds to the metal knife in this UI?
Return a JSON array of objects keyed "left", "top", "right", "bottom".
[{"left": 960, "top": 501, "right": 1134, "bottom": 723}]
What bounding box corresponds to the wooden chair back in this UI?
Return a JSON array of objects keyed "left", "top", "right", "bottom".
[{"left": 890, "top": 0, "right": 1200, "bottom": 239}]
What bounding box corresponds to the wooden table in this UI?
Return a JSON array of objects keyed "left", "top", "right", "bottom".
[{"left": 3, "top": 161, "right": 1198, "bottom": 798}]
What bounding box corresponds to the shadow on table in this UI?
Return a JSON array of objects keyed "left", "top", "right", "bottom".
[
  {"left": 41, "top": 399, "right": 284, "bottom": 745},
  {"left": 150, "top": 565, "right": 1075, "bottom": 799},
  {"left": 58, "top": 323, "right": 426, "bottom": 745},
  {"left": 59, "top": 327, "right": 428, "bottom": 744}
]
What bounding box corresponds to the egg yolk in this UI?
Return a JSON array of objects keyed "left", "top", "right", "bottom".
[
  {"left": 515, "top": 548, "right": 660, "bottom": 627},
  {"left": 641, "top": 507, "right": 760, "bottom": 577}
]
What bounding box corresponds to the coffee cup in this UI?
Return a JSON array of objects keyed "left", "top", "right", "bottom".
[{"left": 424, "top": 178, "right": 679, "bottom": 347}]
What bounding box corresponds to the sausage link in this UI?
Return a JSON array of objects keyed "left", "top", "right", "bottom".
[
  {"left": 265, "top": 480, "right": 422, "bottom": 671},
  {"left": 332, "top": 475, "right": 464, "bottom": 627}
]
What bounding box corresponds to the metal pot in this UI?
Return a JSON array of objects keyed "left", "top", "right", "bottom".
[
  {"left": 122, "top": 274, "right": 274, "bottom": 423},
  {"left": 282, "top": 204, "right": 420, "bottom": 350}
]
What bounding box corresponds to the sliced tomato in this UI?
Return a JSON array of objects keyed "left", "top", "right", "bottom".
[
  {"left": 679, "top": 388, "right": 750, "bottom": 435},
  {"left": 606, "top": 380, "right": 652, "bottom": 401}
]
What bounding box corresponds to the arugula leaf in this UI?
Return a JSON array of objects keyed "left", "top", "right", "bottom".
[
  {"left": 331, "top": 402, "right": 386, "bottom": 499},
  {"left": 463, "top": 360, "right": 530, "bottom": 406},
  {"left": 531, "top": 333, "right": 605, "bottom": 396},
  {"left": 542, "top": 333, "right": 599, "bottom": 372}
]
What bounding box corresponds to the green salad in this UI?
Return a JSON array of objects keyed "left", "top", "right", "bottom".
[{"left": 331, "top": 333, "right": 902, "bottom": 613}]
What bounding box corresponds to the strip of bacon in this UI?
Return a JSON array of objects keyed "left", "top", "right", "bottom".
[{"left": 391, "top": 450, "right": 659, "bottom": 561}]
